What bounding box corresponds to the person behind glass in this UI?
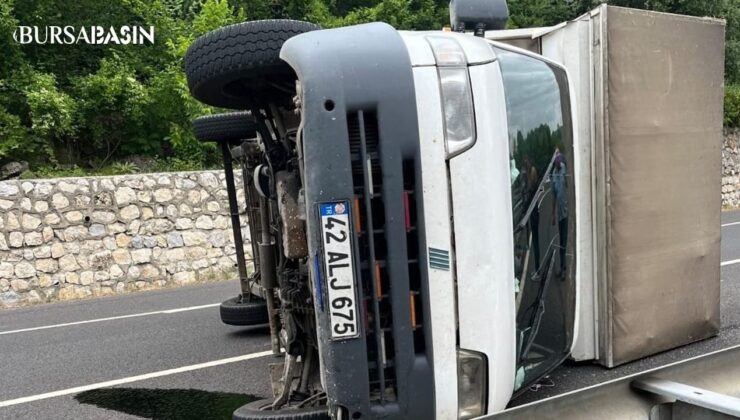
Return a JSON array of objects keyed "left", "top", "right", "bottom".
[
  {"left": 551, "top": 152, "right": 568, "bottom": 278},
  {"left": 523, "top": 155, "right": 540, "bottom": 271}
]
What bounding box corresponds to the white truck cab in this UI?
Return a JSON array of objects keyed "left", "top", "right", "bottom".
[
  {"left": 276, "top": 18, "right": 578, "bottom": 418},
  {"left": 398, "top": 30, "right": 579, "bottom": 417}
]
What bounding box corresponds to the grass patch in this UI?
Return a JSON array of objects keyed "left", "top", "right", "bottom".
[{"left": 18, "top": 158, "right": 220, "bottom": 179}]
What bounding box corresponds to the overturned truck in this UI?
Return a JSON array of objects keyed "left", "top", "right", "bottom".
[{"left": 183, "top": 1, "right": 725, "bottom": 419}]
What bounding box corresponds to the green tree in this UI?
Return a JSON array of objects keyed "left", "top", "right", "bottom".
[
  {"left": 507, "top": 0, "right": 573, "bottom": 28},
  {"left": 0, "top": 107, "right": 27, "bottom": 160},
  {"left": 726, "top": 84, "right": 740, "bottom": 127},
  {"left": 571, "top": 0, "right": 738, "bottom": 83},
  {"left": 25, "top": 72, "right": 77, "bottom": 162},
  {"left": 72, "top": 57, "right": 150, "bottom": 165},
  {"left": 0, "top": 0, "right": 737, "bottom": 175}
]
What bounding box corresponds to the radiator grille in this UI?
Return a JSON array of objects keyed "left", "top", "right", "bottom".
[
  {"left": 347, "top": 110, "right": 426, "bottom": 403},
  {"left": 348, "top": 111, "right": 396, "bottom": 402},
  {"left": 403, "top": 160, "right": 425, "bottom": 355}
]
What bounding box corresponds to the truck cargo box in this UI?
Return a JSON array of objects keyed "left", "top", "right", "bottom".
[{"left": 488, "top": 5, "right": 725, "bottom": 367}]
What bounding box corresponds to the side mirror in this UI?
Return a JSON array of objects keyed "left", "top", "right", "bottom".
[{"left": 450, "top": 0, "right": 508, "bottom": 34}]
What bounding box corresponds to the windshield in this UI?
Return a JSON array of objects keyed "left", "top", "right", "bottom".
[{"left": 492, "top": 45, "right": 576, "bottom": 393}]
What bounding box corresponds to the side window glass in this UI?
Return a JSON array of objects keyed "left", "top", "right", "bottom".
[{"left": 493, "top": 46, "right": 576, "bottom": 391}]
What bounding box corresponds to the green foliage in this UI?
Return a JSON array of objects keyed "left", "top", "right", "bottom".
[
  {"left": 151, "top": 156, "right": 215, "bottom": 172},
  {"left": 726, "top": 84, "right": 740, "bottom": 127},
  {"left": 72, "top": 57, "right": 151, "bottom": 163},
  {"left": 193, "top": 0, "right": 240, "bottom": 34},
  {"left": 0, "top": 0, "right": 737, "bottom": 178},
  {"left": 0, "top": 106, "right": 27, "bottom": 160},
  {"left": 25, "top": 72, "right": 77, "bottom": 161},
  {"left": 19, "top": 158, "right": 204, "bottom": 179},
  {"left": 20, "top": 165, "right": 88, "bottom": 179},
  {"left": 0, "top": 0, "right": 24, "bottom": 76},
  {"left": 1, "top": 0, "right": 230, "bottom": 173},
  {"left": 722, "top": 0, "right": 740, "bottom": 84},
  {"left": 167, "top": 122, "right": 218, "bottom": 163},
  {"left": 572, "top": 0, "right": 739, "bottom": 83},
  {"left": 25, "top": 73, "right": 76, "bottom": 138},
  {"left": 304, "top": 0, "right": 447, "bottom": 29},
  {"left": 507, "top": 0, "right": 573, "bottom": 28}
]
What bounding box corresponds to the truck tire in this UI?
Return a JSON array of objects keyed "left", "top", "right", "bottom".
[
  {"left": 220, "top": 296, "right": 269, "bottom": 326},
  {"left": 192, "top": 112, "right": 257, "bottom": 143},
  {"left": 184, "top": 19, "right": 320, "bottom": 109},
  {"left": 233, "top": 399, "right": 329, "bottom": 420}
]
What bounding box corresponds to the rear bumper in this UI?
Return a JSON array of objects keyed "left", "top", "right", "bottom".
[{"left": 282, "top": 23, "right": 434, "bottom": 419}]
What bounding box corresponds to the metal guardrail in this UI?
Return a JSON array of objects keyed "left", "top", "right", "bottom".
[{"left": 485, "top": 344, "right": 740, "bottom": 419}]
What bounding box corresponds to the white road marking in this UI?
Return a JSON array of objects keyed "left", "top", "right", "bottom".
[
  {"left": 721, "top": 258, "right": 740, "bottom": 267},
  {"left": 0, "top": 303, "right": 220, "bottom": 336},
  {"left": 722, "top": 221, "right": 740, "bottom": 227},
  {"left": 161, "top": 303, "right": 220, "bottom": 314},
  {"left": 0, "top": 350, "right": 273, "bottom": 408}
]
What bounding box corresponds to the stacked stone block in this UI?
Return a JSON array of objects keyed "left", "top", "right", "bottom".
[{"left": 0, "top": 171, "right": 249, "bottom": 307}]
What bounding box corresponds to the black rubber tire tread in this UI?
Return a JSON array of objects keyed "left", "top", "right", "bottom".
[
  {"left": 192, "top": 112, "right": 257, "bottom": 143},
  {"left": 184, "top": 19, "right": 320, "bottom": 109},
  {"left": 233, "top": 399, "right": 330, "bottom": 420},
  {"left": 220, "top": 296, "right": 269, "bottom": 326}
]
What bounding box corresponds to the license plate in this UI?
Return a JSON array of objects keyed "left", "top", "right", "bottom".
[{"left": 319, "top": 202, "right": 359, "bottom": 340}]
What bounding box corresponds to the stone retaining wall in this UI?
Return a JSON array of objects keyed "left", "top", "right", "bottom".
[
  {"left": 723, "top": 129, "right": 740, "bottom": 208},
  {"left": 0, "top": 170, "right": 249, "bottom": 307}
]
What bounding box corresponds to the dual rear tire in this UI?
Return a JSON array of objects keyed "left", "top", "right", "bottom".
[
  {"left": 219, "top": 295, "right": 269, "bottom": 326},
  {"left": 192, "top": 112, "right": 257, "bottom": 143}
]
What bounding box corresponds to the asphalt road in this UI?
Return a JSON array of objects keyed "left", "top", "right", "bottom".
[
  {"left": 2, "top": 211, "right": 740, "bottom": 419},
  {"left": 0, "top": 281, "right": 274, "bottom": 419}
]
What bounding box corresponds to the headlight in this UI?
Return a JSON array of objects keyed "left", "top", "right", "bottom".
[
  {"left": 426, "top": 36, "right": 476, "bottom": 159},
  {"left": 439, "top": 68, "right": 476, "bottom": 158},
  {"left": 458, "top": 349, "right": 487, "bottom": 419}
]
